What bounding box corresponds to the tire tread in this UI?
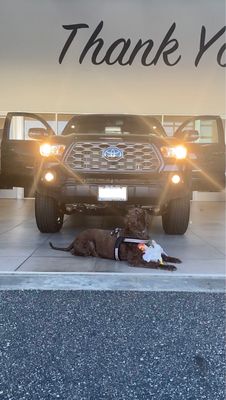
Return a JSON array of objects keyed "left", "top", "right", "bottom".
[
  {"left": 35, "top": 193, "right": 63, "bottom": 233},
  {"left": 162, "top": 196, "right": 190, "bottom": 235}
]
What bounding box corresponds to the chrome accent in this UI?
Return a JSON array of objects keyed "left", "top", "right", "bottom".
[{"left": 102, "top": 146, "right": 124, "bottom": 161}]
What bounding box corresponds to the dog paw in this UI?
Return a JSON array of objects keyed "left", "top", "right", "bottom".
[
  {"left": 172, "top": 257, "right": 182, "bottom": 264},
  {"left": 162, "top": 255, "right": 182, "bottom": 264},
  {"left": 164, "top": 264, "right": 177, "bottom": 271}
]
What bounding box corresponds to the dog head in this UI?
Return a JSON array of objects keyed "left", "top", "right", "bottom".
[{"left": 124, "top": 207, "right": 150, "bottom": 239}]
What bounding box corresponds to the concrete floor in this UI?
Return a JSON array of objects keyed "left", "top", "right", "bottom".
[{"left": 0, "top": 199, "right": 225, "bottom": 275}]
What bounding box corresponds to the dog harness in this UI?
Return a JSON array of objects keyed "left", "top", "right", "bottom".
[{"left": 114, "top": 236, "right": 150, "bottom": 261}]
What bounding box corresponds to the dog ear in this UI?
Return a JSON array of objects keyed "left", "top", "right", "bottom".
[
  {"left": 144, "top": 210, "right": 149, "bottom": 226},
  {"left": 124, "top": 209, "right": 136, "bottom": 227}
]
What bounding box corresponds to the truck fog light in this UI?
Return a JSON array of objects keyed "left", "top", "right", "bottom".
[
  {"left": 171, "top": 174, "right": 181, "bottom": 184},
  {"left": 44, "top": 171, "right": 55, "bottom": 182}
]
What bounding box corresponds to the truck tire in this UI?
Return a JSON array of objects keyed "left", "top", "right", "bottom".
[
  {"left": 35, "top": 193, "right": 64, "bottom": 233},
  {"left": 162, "top": 196, "right": 190, "bottom": 235}
]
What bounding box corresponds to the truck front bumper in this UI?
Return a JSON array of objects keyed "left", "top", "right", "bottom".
[{"left": 37, "top": 171, "right": 192, "bottom": 207}]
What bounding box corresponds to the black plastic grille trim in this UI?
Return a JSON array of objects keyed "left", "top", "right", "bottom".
[{"left": 64, "top": 142, "right": 163, "bottom": 173}]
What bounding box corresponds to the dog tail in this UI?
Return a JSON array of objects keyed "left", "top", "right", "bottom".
[{"left": 49, "top": 241, "right": 74, "bottom": 252}]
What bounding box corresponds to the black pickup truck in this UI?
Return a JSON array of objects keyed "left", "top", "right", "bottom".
[{"left": 0, "top": 113, "right": 225, "bottom": 234}]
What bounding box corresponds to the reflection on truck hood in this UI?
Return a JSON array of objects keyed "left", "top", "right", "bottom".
[{"left": 48, "top": 133, "right": 182, "bottom": 147}]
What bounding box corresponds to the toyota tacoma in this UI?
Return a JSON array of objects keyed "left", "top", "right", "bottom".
[{"left": 0, "top": 113, "right": 225, "bottom": 234}]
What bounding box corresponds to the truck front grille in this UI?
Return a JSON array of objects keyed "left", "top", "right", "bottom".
[{"left": 64, "top": 142, "right": 162, "bottom": 173}]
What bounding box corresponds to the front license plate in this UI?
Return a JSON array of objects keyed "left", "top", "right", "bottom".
[{"left": 98, "top": 186, "right": 127, "bottom": 201}]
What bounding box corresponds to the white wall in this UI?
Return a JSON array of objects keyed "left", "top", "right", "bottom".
[{"left": 0, "top": 0, "right": 225, "bottom": 114}]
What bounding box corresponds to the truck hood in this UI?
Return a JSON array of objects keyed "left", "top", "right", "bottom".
[{"left": 49, "top": 133, "right": 184, "bottom": 146}]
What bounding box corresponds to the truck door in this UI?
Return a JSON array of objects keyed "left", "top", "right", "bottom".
[
  {"left": 0, "top": 112, "right": 55, "bottom": 190},
  {"left": 175, "top": 116, "right": 225, "bottom": 191}
]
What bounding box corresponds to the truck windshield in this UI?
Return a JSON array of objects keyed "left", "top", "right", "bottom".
[{"left": 62, "top": 115, "right": 166, "bottom": 137}]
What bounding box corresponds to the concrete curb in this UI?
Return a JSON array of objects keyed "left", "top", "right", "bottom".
[{"left": 0, "top": 272, "right": 225, "bottom": 292}]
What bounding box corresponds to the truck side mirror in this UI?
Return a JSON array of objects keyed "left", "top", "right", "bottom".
[
  {"left": 177, "top": 129, "right": 199, "bottom": 142},
  {"left": 28, "top": 127, "right": 53, "bottom": 140}
]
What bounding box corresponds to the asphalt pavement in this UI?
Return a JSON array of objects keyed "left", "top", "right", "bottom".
[{"left": 0, "top": 290, "right": 225, "bottom": 400}]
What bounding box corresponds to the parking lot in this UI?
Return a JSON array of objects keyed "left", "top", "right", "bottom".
[{"left": 0, "top": 199, "right": 225, "bottom": 275}]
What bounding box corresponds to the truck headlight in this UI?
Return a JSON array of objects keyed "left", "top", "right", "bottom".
[
  {"left": 40, "top": 143, "right": 66, "bottom": 157},
  {"left": 160, "top": 145, "right": 187, "bottom": 159}
]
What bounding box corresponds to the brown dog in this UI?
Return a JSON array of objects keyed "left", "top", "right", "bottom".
[{"left": 49, "top": 208, "right": 181, "bottom": 271}]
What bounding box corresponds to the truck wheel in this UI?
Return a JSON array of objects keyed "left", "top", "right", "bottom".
[
  {"left": 162, "top": 196, "right": 190, "bottom": 235},
  {"left": 35, "top": 193, "right": 64, "bottom": 233}
]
